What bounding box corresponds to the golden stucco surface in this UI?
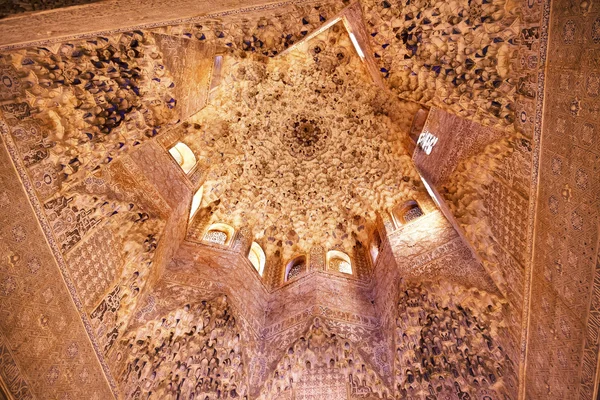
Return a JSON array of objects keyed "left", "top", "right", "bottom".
[
  {"left": 183, "top": 23, "right": 425, "bottom": 258},
  {"left": 0, "top": 0, "right": 597, "bottom": 399}
]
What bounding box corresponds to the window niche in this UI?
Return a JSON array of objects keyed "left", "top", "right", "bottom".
[
  {"left": 392, "top": 200, "right": 424, "bottom": 228},
  {"left": 189, "top": 186, "right": 203, "bottom": 220},
  {"left": 248, "top": 242, "right": 266, "bottom": 276},
  {"left": 370, "top": 228, "right": 382, "bottom": 264},
  {"left": 326, "top": 250, "right": 352, "bottom": 275},
  {"left": 203, "top": 223, "right": 235, "bottom": 246},
  {"left": 285, "top": 255, "right": 307, "bottom": 281},
  {"left": 168, "top": 142, "right": 197, "bottom": 174}
]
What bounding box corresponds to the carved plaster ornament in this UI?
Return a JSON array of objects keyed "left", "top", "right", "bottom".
[{"left": 185, "top": 22, "right": 426, "bottom": 260}]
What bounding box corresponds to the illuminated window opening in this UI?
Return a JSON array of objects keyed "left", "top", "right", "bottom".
[
  {"left": 248, "top": 242, "right": 266, "bottom": 276},
  {"left": 189, "top": 186, "right": 203, "bottom": 220},
  {"left": 370, "top": 229, "right": 382, "bottom": 264},
  {"left": 348, "top": 32, "right": 365, "bottom": 59},
  {"left": 392, "top": 200, "right": 424, "bottom": 228},
  {"left": 168, "top": 142, "right": 197, "bottom": 174},
  {"left": 203, "top": 223, "right": 234, "bottom": 246},
  {"left": 326, "top": 250, "right": 352, "bottom": 274},
  {"left": 209, "top": 55, "right": 224, "bottom": 94},
  {"left": 285, "top": 256, "right": 307, "bottom": 281},
  {"left": 420, "top": 174, "right": 441, "bottom": 208}
]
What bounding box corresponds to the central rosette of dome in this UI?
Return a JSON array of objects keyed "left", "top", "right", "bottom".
[
  {"left": 282, "top": 116, "right": 329, "bottom": 160},
  {"left": 295, "top": 121, "right": 319, "bottom": 145}
]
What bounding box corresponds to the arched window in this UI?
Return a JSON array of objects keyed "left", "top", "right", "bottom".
[
  {"left": 370, "top": 229, "right": 382, "bottom": 264},
  {"left": 203, "top": 223, "right": 234, "bottom": 246},
  {"left": 168, "top": 142, "right": 197, "bottom": 174},
  {"left": 248, "top": 242, "right": 266, "bottom": 276},
  {"left": 189, "top": 186, "right": 203, "bottom": 220},
  {"left": 285, "top": 256, "right": 307, "bottom": 281},
  {"left": 392, "top": 200, "right": 424, "bottom": 227},
  {"left": 326, "top": 250, "right": 352, "bottom": 274}
]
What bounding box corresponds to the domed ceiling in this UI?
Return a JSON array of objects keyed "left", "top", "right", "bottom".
[{"left": 182, "top": 22, "right": 426, "bottom": 257}]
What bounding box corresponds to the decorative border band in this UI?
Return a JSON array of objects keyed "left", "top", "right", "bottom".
[
  {"left": 0, "top": 120, "right": 120, "bottom": 398},
  {"left": 0, "top": 0, "right": 330, "bottom": 51},
  {"left": 519, "top": 0, "right": 552, "bottom": 398}
]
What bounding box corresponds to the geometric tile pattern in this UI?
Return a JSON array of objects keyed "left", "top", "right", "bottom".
[
  {"left": 153, "top": 33, "right": 215, "bottom": 121},
  {"left": 296, "top": 367, "right": 346, "bottom": 400},
  {"left": 0, "top": 136, "right": 114, "bottom": 399},
  {"left": 65, "top": 226, "right": 123, "bottom": 312},
  {"left": 525, "top": 1, "right": 600, "bottom": 398},
  {"left": 0, "top": 334, "right": 34, "bottom": 400},
  {"left": 485, "top": 179, "right": 529, "bottom": 266}
]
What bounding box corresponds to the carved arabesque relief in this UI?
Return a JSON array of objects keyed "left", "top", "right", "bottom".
[{"left": 180, "top": 23, "right": 425, "bottom": 262}]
